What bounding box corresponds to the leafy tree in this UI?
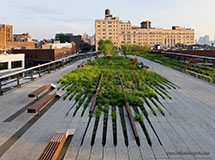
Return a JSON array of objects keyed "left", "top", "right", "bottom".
[
  {"left": 82, "top": 42, "right": 92, "bottom": 52},
  {"left": 121, "top": 44, "right": 130, "bottom": 58},
  {"left": 121, "top": 44, "right": 150, "bottom": 55},
  {"left": 55, "top": 34, "right": 70, "bottom": 43},
  {"left": 98, "top": 40, "right": 114, "bottom": 58}
]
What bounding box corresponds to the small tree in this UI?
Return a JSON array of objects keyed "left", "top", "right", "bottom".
[
  {"left": 98, "top": 40, "right": 114, "bottom": 59},
  {"left": 121, "top": 44, "right": 130, "bottom": 58},
  {"left": 82, "top": 42, "right": 92, "bottom": 52}
]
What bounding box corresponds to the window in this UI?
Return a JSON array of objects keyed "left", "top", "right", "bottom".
[
  {"left": 0, "top": 62, "right": 8, "bottom": 70},
  {"left": 11, "top": 61, "right": 22, "bottom": 69}
]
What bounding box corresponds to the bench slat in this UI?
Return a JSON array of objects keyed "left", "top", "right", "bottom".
[
  {"left": 28, "top": 84, "right": 56, "bottom": 98},
  {"left": 38, "top": 133, "right": 67, "bottom": 160},
  {"left": 27, "top": 94, "right": 56, "bottom": 113}
]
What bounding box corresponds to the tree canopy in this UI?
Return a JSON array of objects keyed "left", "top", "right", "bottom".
[
  {"left": 121, "top": 44, "right": 150, "bottom": 55},
  {"left": 98, "top": 40, "right": 114, "bottom": 57}
]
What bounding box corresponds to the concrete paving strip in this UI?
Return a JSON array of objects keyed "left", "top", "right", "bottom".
[{"left": 0, "top": 98, "right": 59, "bottom": 158}]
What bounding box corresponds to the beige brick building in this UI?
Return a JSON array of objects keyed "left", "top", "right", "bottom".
[{"left": 95, "top": 9, "right": 195, "bottom": 51}]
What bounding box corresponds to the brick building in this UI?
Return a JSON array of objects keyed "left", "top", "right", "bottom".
[
  {"left": 95, "top": 9, "right": 195, "bottom": 51},
  {"left": 0, "top": 24, "right": 35, "bottom": 52},
  {"left": 12, "top": 47, "right": 76, "bottom": 68}
]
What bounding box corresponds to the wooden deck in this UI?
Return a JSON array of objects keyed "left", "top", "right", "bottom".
[{"left": 0, "top": 56, "right": 214, "bottom": 159}]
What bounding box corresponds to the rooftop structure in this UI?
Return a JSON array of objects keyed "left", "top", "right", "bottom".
[
  {"left": 13, "top": 33, "right": 33, "bottom": 42},
  {"left": 55, "top": 33, "right": 83, "bottom": 49},
  {"left": 42, "top": 41, "right": 76, "bottom": 49}
]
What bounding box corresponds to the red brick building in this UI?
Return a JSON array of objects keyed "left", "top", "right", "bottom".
[{"left": 12, "top": 47, "right": 76, "bottom": 68}]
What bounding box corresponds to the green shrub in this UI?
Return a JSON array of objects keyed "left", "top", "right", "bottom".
[
  {"left": 112, "top": 111, "right": 117, "bottom": 120},
  {"left": 134, "top": 112, "right": 144, "bottom": 123}
]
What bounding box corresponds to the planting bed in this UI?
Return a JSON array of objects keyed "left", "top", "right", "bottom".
[{"left": 58, "top": 55, "right": 176, "bottom": 148}]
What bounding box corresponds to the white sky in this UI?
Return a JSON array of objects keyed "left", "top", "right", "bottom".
[{"left": 0, "top": 0, "right": 214, "bottom": 40}]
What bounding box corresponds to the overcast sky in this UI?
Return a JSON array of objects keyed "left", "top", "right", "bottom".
[{"left": 0, "top": 0, "right": 214, "bottom": 40}]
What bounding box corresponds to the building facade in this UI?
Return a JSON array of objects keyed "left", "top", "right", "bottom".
[
  {"left": 55, "top": 33, "right": 83, "bottom": 50},
  {"left": 0, "top": 24, "right": 13, "bottom": 51},
  {"left": 42, "top": 41, "right": 76, "bottom": 50},
  {"left": 95, "top": 9, "right": 195, "bottom": 51},
  {"left": 0, "top": 24, "right": 35, "bottom": 51},
  {"left": 0, "top": 53, "right": 25, "bottom": 76},
  {"left": 82, "top": 33, "right": 95, "bottom": 46},
  {"left": 13, "top": 33, "right": 33, "bottom": 42},
  {"left": 12, "top": 47, "right": 76, "bottom": 68}
]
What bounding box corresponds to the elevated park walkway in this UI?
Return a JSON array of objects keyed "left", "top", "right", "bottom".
[{"left": 0, "top": 54, "right": 214, "bottom": 159}]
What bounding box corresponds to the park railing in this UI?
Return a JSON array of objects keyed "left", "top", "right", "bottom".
[
  {"left": 185, "top": 69, "right": 213, "bottom": 83},
  {"left": 0, "top": 52, "right": 99, "bottom": 96}
]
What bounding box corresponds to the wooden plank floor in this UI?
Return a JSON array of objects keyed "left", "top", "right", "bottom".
[{"left": 0, "top": 56, "right": 214, "bottom": 159}]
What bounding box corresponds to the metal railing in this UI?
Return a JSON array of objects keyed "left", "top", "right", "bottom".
[
  {"left": 0, "top": 52, "right": 99, "bottom": 95},
  {"left": 185, "top": 69, "right": 212, "bottom": 83},
  {"left": 152, "top": 50, "right": 215, "bottom": 61}
]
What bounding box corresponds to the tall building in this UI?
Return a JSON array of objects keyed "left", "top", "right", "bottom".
[
  {"left": 0, "top": 24, "right": 35, "bottom": 51},
  {"left": 0, "top": 24, "right": 13, "bottom": 51},
  {"left": 82, "top": 33, "right": 95, "bottom": 46},
  {"left": 197, "top": 35, "right": 211, "bottom": 45},
  {"left": 95, "top": 9, "right": 195, "bottom": 51}
]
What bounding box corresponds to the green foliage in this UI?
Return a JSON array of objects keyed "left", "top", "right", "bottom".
[
  {"left": 157, "top": 106, "right": 165, "bottom": 116},
  {"left": 121, "top": 44, "right": 150, "bottom": 55},
  {"left": 55, "top": 33, "right": 71, "bottom": 43},
  {"left": 89, "top": 112, "right": 93, "bottom": 118},
  {"left": 126, "top": 95, "right": 143, "bottom": 106},
  {"left": 151, "top": 107, "right": 157, "bottom": 116},
  {"left": 95, "top": 104, "right": 102, "bottom": 118},
  {"left": 82, "top": 42, "right": 93, "bottom": 52},
  {"left": 134, "top": 112, "right": 144, "bottom": 123},
  {"left": 112, "top": 111, "right": 117, "bottom": 120},
  {"left": 103, "top": 103, "right": 110, "bottom": 113},
  {"left": 135, "top": 52, "right": 215, "bottom": 83},
  {"left": 98, "top": 39, "right": 114, "bottom": 57},
  {"left": 121, "top": 44, "right": 130, "bottom": 57},
  {"left": 59, "top": 54, "right": 170, "bottom": 117},
  {"left": 75, "top": 93, "right": 82, "bottom": 102}
]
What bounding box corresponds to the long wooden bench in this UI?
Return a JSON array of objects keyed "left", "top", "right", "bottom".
[
  {"left": 28, "top": 83, "right": 56, "bottom": 98},
  {"left": 38, "top": 129, "right": 75, "bottom": 160},
  {"left": 27, "top": 93, "right": 61, "bottom": 113}
]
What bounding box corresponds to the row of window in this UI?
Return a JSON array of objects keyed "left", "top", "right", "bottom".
[
  {"left": 97, "top": 21, "right": 117, "bottom": 24},
  {"left": 0, "top": 61, "right": 22, "bottom": 71}
]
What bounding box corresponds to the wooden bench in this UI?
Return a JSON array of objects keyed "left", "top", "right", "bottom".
[
  {"left": 38, "top": 129, "right": 75, "bottom": 160},
  {"left": 27, "top": 93, "right": 61, "bottom": 113},
  {"left": 28, "top": 83, "right": 56, "bottom": 98}
]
